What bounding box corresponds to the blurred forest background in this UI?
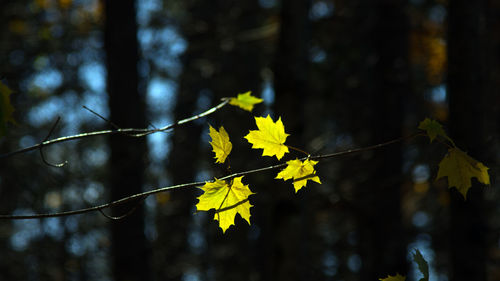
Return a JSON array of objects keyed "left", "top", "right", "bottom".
[{"left": 1, "top": 0, "right": 500, "bottom": 280}]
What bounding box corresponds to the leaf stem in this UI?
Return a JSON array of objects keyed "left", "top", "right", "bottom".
[{"left": 286, "top": 145, "right": 310, "bottom": 157}]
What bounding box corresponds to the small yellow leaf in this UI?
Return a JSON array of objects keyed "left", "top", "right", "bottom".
[
  {"left": 418, "top": 118, "right": 454, "bottom": 145},
  {"left": 196, "top": 177, "right": 254, "bottom": 233},
  {"left": 209, "top": 125, "right": 232, "bottom": 164},
  {"left": 229, "top": 91, "right": 263, "bottom": 112},
  {"left": 276, "top": 159, "right": 321, "bottom": 192},
  {"left": 437, "top": 147, "right": 490, "bottom": 199},
  {"left": 245, "top": 115, "right": 289, "bottom": 160},
  {"left": 0, "top": 81, "right": 15, "bottom": 137},
  {"left": 379, "top": 273, "right": 406, "bottom": 281}
]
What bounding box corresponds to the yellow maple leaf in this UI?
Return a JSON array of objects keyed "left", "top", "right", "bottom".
[
  {"left": 276, "top": 159, "right": 321, "bottom": 192},
  {"left": 0, "top": 81, "right": 15, "bottom": 137},
  {"left": 209, "top": 125, "right": 232, "bottom": 164},
  {"left": 245, "top": 115, "right": 289, "bottom": 160},
  {"left": 437, "top": 147, "right": 490, "bottom": 199},
  {"left": 379, "top": 273, "right": 406, "bottom": 281},
  {"left": 196, "top": 177, "right": 254, "bottom": 233},
  {"left": 229, "top": 91, "right": 263, "bottom": 112}
]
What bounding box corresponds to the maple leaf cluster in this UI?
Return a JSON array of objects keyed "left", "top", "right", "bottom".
[
  {"left": 196, "top": 92, "right": 322, "bottom": 233},
  {"left": 196, "top": 93, "right": 491, "bottom": 233}
]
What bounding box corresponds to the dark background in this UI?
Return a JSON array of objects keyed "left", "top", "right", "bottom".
[{"left": 1, "top": 0, "right": 499, "bottom": 280}]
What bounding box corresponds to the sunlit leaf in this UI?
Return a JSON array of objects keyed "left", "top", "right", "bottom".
[
  {"left": 209, "top": 125, "right": 232, "bottom": 164},
  {"left": 245, "top": 115, "right": 289, "bottom": 160},
  {"left": 229, "top": 91, "right": 263, "bottom": 112},
  {"left": 276, "top": 159, "right": 321, "bottom": 192},
  {"left": 437, "top": 147, "right": 490, "bottom": 199},
  {"left": 196, "top": 177, "right": 254, "bottom": 233}
]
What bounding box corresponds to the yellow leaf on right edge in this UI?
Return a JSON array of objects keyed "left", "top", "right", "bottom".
[
  {"left": 276, "top": 159, "right": 321, "bottom": 192},
  {"left": 245, "top": 115, "right": 289, "bottom": 160},
  {"left": 379, "top": 273, "right": 406, "bottom": 281},
  {"left": 0, "top": 81, "right": 15, "bottom": 137},
  {"left": 229, "top": 91, "right": 263, "bottom": 112},
  {"left": 437, "top": 147, "right": 490, "bottom": 199},
  {"left": 209, "top": 125, "right": 232, "bottom": 164}
]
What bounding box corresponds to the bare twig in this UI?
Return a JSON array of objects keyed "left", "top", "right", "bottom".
[
  {"left": 0, "top": 181, "right": 206, "bottom": 220},
  {"left": 39, "top": 117, "right": 68, "bottom": 168},
  {"left": 0, "top": 99, "right": 230, "bottom": 159},
  {"left": 83, "top": 105, "right": 120, "bottom": 130},
  {"left": 98, "top": 196, "right": 146, "bottom": 220},
  {"left": 0, "top": 132, "right": 422, "bottom": 220},
  {"left": 308, "top": 132, "right": 423, "bottom": 162}
]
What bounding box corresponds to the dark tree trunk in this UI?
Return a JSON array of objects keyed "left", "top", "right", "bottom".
[
  {"left": 157, "top": 71, "right": 203, "bottom": 281},
  {"left": 274, "top": 0, "right": 310, "bottom": 136},
  {"left": 104, "top": 0, "right": 151, "bottom": 280},
  {"left": 355, "top": 0, "right": 409, "bottom": 279},
  {"left": 447, "top": 0, "right": 490, "bottom": 280},
  {"left": 269, "top": 0, "right": 311, "bottom": 280},
  {"left": 154, "top": 6, "right": 206, "bottom": 279}
]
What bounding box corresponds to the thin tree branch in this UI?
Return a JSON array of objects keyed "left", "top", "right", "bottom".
[
  {"left": 83, "top": 105, "right": 163, "bottom": 138},
  {"left": 0, "top": 132, "right": 422, "bottom": 220},
  {"left": 98, "top": 195, "right": 146, "bottom": 220},
  {"left": 39, "top": 117, "right": 68, "bottom": 168},
  {"left": 0, "top": 99, "right": 230, "bottom": 159},
  {"left": 83, "top": 105, "right": 120, "bottom": 130},
  {"left": 308, "top": 132, "right": 424, "bottom": 162},
  {"left": 0, "top": 181, "right": 207, "bottom": 219}
]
